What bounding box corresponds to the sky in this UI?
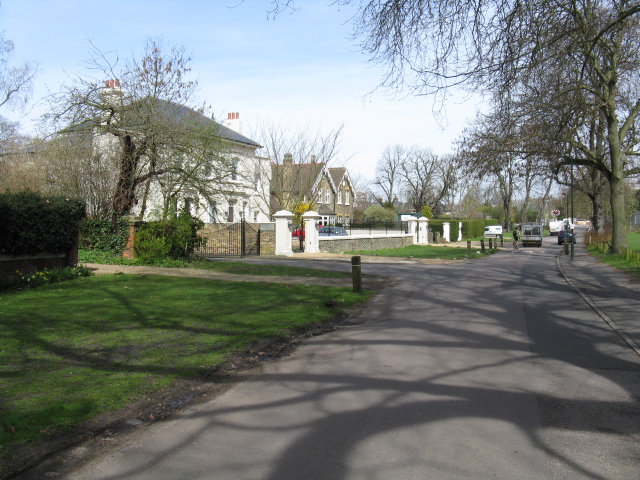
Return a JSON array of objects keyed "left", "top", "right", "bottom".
[{"left": 0, "top": 0, "right": 484, "bottom": 180}]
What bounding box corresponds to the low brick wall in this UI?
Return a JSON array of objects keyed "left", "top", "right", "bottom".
[
  {"left": 319, "top": 234, "right": 414, "bottom": 253},
  {"left": 0, "top": 252, "right": 69, "bottom": 281},
  {"left": 260, "top": 229, "right": 275, "bottom": 255}
]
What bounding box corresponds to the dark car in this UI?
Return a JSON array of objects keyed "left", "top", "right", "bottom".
[
  {"left": 558, "top": 230, "right": 575, "bottom": 245},
  {"left": 318, "top": 226, "right": 348, "bottom": 236}
]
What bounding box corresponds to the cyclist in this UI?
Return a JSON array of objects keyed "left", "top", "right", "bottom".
[{"left": 512, "top": 229, "right": 520, "bottom": 251}]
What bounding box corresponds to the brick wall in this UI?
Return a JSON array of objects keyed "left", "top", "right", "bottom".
[
  {"left": 0, "top": 234, "right": 80, "bottom": 282},
  {"left": 1, "top": 252, "right": 71, "bottom": 281}
]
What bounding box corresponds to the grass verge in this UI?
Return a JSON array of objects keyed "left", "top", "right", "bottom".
[
  {"left": 586, "top": 246, "right": 640, "bottom": 279},
  {"left": 346, "top": 244, "right": 494, "bottom": 260},
  {"left": 0, "top": 274, "right": 372, "bottom": 456},
  {"left": 78, "top": 249, "right": 350, "bottom": 278}
]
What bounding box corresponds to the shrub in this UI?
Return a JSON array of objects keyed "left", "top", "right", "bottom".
[
  {"left": 136, "top": 213, "right": 206, "bottom": 262},
  {"left": 364, "top": 205, "right": 397, "bottom": 222},
  {"left": 421, "top": 206, "right": 434, "bottom": 219},
  {"left": 80, "top": 217, "right": 129, "bottom": 254},
  {"left": 4, "top": 265, "right": 92, "bottom": 291},
  {"left": 0, "top": 191, "right": 85, "bottom": 255}
]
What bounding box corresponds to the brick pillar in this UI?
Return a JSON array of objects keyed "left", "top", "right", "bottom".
[{"left": 122, "top": 216, "right": 143, "bottom": 259}]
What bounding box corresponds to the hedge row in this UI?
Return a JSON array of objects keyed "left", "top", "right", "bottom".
[
  {"left": 428, "top": 219, "right": 500, "bottom": 240},
  {"left": 80, "top": 217, "right": 129, "bottom": 254},
  {"left": 0, "top": 191, "right": 85, "bottom": 256}
]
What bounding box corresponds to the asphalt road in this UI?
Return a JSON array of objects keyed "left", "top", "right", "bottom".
[{"left": 63, "top": 235, "right": 640, "bottom": 480}]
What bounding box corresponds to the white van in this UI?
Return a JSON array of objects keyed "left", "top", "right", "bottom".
[{"left": 484, "top": 225, "right": 503, "bottom": 238}]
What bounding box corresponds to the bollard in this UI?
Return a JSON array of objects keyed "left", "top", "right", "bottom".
[
  {"left": 500, "top": 236, "right": 504, "bottom": 247},
  {"left": 467, "top": 240, "right": 471, "bottom": 255},
  {"left": 565, "top": 240, "right": 569, "bottom": 255},
  {"left": 481, "top": 239, "right": 486, "bottom": 252},
  {"left": 489, "top": 239, "right": 493, "bottom": 250},
  {"left": 351, "top": 256, "right": 362, "bottom": 293}
]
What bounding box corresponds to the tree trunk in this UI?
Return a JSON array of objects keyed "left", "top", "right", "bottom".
[
  {"left": 112, "top": 135, "right": 139, "bottom": 218},
  {"left": 606, "top": 106, "right": 627, "bottom": 254}
]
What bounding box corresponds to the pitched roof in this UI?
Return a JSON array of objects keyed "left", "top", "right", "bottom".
[
  {"left": 328, "top": 167, "right": 348, "bottom": 188},
  {"left": 152, "top": 100, "right": 261, "bottom": 148},
  {"left": 271, "top": 162, "right": 325, "bottom": 195}
]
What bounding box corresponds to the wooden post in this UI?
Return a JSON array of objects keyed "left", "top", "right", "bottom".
[
  {"left": 351, "top": 255, "right": 362, "bottom": 293},
  {"left": 481, "top": 240, "right": 485, "bottom": 252},
  {"left": 467, "top": 240, "right": 471, "bottom": 255}
]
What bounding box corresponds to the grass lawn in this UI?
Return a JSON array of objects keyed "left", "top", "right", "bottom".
[
  {"left": 585, "top": 232, "right": 640, "bottom": 279},
  {"left": 346, "top": 244, "right": 494, "bottom": 260},
  {"left": 78, "top": 249, "right": 350, "bottom": 278},
  {"left": 0, "top": 274, "right": 372, "bottom": 455}
]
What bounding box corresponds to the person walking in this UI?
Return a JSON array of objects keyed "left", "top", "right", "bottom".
[{"left": 512, "top": 229, "right": 519, "bottom": 251}]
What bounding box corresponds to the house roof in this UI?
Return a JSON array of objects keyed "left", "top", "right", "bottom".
[
  {"left": 328, "top": 167, "right": 347, "bottom": 187},
  {"left": 60, "top": 94, "right": 262, "bottom": 149},
  {"left": 146, "top": 100, "right": 261, "bottom": 148},
  {"left": 271, "top": 162, "right": 326, "bottom": 195}
]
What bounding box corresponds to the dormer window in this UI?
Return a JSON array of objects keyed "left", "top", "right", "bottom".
[
  {"left": 318, "top": 189, "right": 323, "bottom": 203},
  {"left": 325, "top": 190, "right": 330, "bottom": 204},
  {"left": 345, "top": 190, "right": 350, "bottom": 205},
  {"left": 337, "top": 190, "right": 342, "bottom": 205}
]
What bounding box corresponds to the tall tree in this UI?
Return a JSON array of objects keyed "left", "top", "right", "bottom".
[
  {"left": 373, "top": 144, "right": 405, "bottom": 207},
  {"left": 401, "top": 147, "right": 457, "bottom": 214},
  {"left": 0, "top": 31, "right": 36, "bottom": 112},
  {"left": 252, "top": 119, "right": 344, "bottom": 216}
]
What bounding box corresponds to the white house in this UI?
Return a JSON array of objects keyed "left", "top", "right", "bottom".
[{"left": 95, "top": 81, "right": 271, "bottom": 224}]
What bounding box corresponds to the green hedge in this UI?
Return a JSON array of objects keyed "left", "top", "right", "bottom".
[
  {"left": 459, "top": 219, "right": 500, "bottom": 239},
  {"left": 0, "top": 191, "right": 85, "bottom": 255},
  {"left": 80, "top": 218, "right": 129, "bottom": 254},
  {"left": 428, "top": 218, "right": 500, "bottom": 240},
  {"left": 136, "top": 213, "right": 206, "bottom": 261}
]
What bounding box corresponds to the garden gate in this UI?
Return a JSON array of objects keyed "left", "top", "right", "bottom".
[{"left": 195, "top": 220, "right": 260, "bottom": 258}]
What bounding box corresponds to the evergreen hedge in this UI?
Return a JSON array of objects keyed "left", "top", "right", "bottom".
[
  {"left": 428, "top": 218, "right": 500, "bottom": 240},
  {"left": 0, "top": 191, "right": 85, "bottom": 255},
  {"left": 80, "top": 217, "right": 129, "bottom": 254},
  {"left": 136, "top": 213, "right": 206, "bottom": 261}
]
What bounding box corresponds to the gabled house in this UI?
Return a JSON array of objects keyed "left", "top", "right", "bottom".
[{"left": 270, "top": 154, "right": 354, "bottom": 225}]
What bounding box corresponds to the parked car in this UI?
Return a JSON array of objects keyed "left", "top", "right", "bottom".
[
  {"left": 558, "top": 230, "right": 575, "bottom": 245},
  {"left": 484, "top": 225, "right": 503, "bottom": 238},
  {"left": 318, "top": 226, "right": 348, "bottom": 236},
  {"left": 292, "top": 227, "right": 305, "bottom": 239}
]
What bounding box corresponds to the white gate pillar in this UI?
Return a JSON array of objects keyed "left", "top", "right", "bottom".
[
  {"left": 417, "top": 217, "right": 429, "bottom": 244},
  {"left": 302, "top": 211, "right": 321, "bottom": 254},
  {"left": 407, "top": 217, "right": 418, "bottom": 243},
  {"left": 443, "top": 222, "right": 451, "bottom": 242},
  {"left": 273, "top": 210, "right": 294, "bottom": 256}
]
